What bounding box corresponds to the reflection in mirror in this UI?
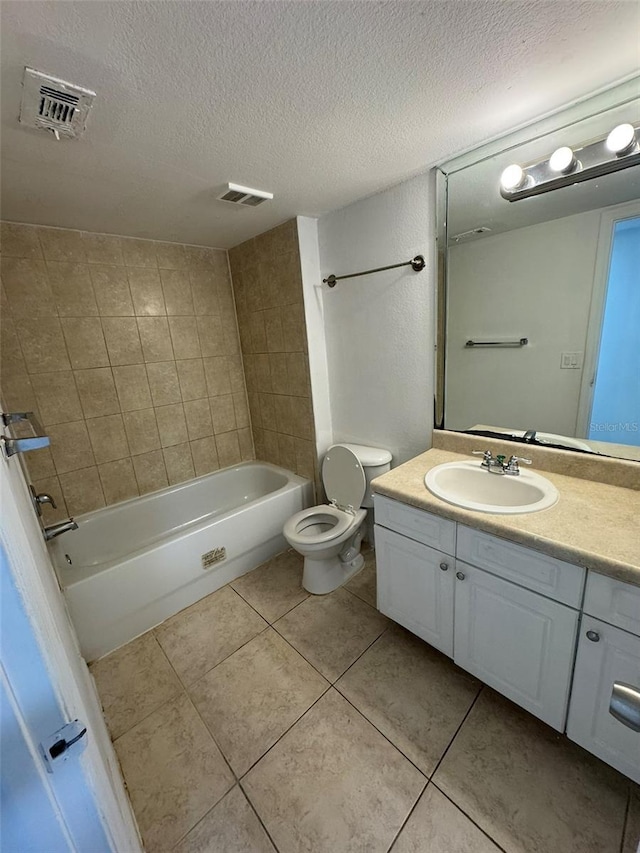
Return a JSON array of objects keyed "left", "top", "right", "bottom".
[{"left": 438, "top": 79, "right": 640, "bottom": 462}]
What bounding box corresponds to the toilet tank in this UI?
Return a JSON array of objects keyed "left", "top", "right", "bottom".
[{"left": 337, "top": 443, "right": 392, "bottom": 508}]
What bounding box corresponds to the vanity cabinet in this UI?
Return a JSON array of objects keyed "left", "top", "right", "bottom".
[
  {"left": 374, "top": 495, "right": 583, "bottom": 732},
  {"left": 453, "top": 561, "right": 578, "bottom": 729},
  {"left": 567, "top": 592, "right": 640, "bottom": 783},
  {"left": 375, "top": 526, "right": 454, "bottom": 656}
]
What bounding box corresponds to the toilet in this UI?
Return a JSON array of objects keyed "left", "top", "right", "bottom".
[{"left": 283, "top": 443, "right": 391, "bottom": 594}]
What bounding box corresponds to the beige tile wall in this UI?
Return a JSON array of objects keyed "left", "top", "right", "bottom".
[
  {"left": 0, "top": 222, "right": 254, "bottom": 521},
  {"left": 228, "top": 220, "right": 317, "bottom": 485}
]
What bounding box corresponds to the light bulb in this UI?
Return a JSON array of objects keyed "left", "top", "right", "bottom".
[
  {"left": 606, "top": 123, "right": 636, "bottom": 155},
  {"left": 500, "top": 164, "right": 526, "bottom": 192},
  {"left": 549, "top": 146, "right": 576, "bottom": 174}
]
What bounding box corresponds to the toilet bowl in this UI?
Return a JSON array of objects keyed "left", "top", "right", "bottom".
[{"left": 283, "top": 443, "right": 391, "bottom": 594}]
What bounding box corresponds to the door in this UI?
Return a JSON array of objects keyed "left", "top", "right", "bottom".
[
  {"left": 576, "top": 202, "right": 640, "bottom": 442},
  {"left": 567, "top": 616, "right": 640, "bottom": 784},
  {"left": 375, "top": 525, "right": 454, "bottom": 656},
  {"left": 0, "top": 445, "right": 142, "bottom": 852},
  {"left": 453, "top": 562, "right": 578, "bottom": 730}
]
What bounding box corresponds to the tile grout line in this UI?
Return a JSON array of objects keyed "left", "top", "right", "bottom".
[
  {"left": 237, "top": 778, "right": 282, "bottom": 853},
  {"left": 431, "top": 782, "right": 510, "bottom": 853},
  {"left": 382, "top": 686, "right": 487, "bottom": 853},
  {"left": 428, "top": 684, "right": 484, "bottom": 781}
]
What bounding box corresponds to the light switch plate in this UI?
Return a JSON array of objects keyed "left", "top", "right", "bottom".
[{"left": 560, "top": 351, "right": 583, "bottom": 369}]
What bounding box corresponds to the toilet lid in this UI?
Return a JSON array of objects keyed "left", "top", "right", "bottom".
[{"left": 322, "top": 445, "right": 366, "bottom": 510}]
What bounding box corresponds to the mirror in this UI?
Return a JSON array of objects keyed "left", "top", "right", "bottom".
[{"left": 437, "top": 79, "right": 640, "bottom": 462}]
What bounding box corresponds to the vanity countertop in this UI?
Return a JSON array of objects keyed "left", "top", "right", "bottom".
[{"left": 371, "top": 448, "right": 640, "bottom": 587}]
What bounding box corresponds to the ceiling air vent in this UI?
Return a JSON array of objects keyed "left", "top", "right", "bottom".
[
  {"left": 19, "top": 67, "right": 96, "bottom": 140},
  {"left": 218, "top": 183, "right": 273, "bottom": 207}
]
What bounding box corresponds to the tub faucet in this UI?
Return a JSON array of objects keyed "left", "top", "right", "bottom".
[{"left": 43, "top": 519, "right": 78, "bottom": 541}]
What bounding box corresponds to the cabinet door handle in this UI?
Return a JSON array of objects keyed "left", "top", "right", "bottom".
[
  {"left": 586, "top": 630, "right": 600, "bottom": 642},
  {"left": 456, "top": 571, "right": 465, "bottom": 581},
  {"left": 609, "top": 682, "right": 640, "bottom": 732},
  {"left": 440, "top": 562, "right": 449, "bottom": 571}
]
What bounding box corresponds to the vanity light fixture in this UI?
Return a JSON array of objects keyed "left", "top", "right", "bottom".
[
  {"left": 500, "top": 164, "right": 527, "bottom": 192},
  {"left": 548, "top": 146, "right": 577, "bottom": 174},
  {"left": 500, "top": 121, "right": 640, "bottom": 201},
  {"left": 606, "top": 122, "right": 637, "bottom": 155}
]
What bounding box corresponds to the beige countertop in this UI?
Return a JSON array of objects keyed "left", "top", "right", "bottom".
[{"left": 371, "top": 448, "right": 640, "bottom": 587}]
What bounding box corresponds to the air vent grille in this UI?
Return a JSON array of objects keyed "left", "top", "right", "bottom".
[
  {"left": 20, "top": 68, "right": 95, "bottom": 139},
  {"left": 218, "top": 183, "right": 273, "bottom": 206}
]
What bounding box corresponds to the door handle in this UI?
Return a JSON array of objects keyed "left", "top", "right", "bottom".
[{"left": 609, "top": 682, "right": 640, "bottom": 732}]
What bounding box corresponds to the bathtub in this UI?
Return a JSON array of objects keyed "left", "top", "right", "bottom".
[{"left": 49, "top": 462, "right": 313, "bottom": 661}]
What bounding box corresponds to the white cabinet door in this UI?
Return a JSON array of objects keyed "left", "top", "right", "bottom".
[
  {"left": 454, "top": 562, "right": 578, "bottom": 730},
  {"left": 567, "top": 616, "right": 640, "bottom": 784},
  {"left": 375, "top": 525, "right": 454, "bottom": 657}
]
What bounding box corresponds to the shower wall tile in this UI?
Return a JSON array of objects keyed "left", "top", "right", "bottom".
[
  {"left": 16, "top": 318, "right": 70, "bottom": 373},
  {"left": 47, "top": 262, "right": 98, "bottom": 317},
  {"left": 160, "top": 270, "right": 193, "bottom": 314},
  {"left": 176, "top": 358, "right": 208, "bottom": 401},
  {"left": 81, "top": 233, "right": 125, "bottom": 266},
  {"left": 137, "top": 316, "right": 174, "bottom": 362},
  {"left": 229, "top": 219, "right": 317, "bottom": 486},
  {"left": 146, "top": 361, "right": 182, "bottom": 407},
  {"left": 74, "top": 367, "right": 120, "bottom": 419},
  {"left": 31, "top": 372, "right": 83, "bottom": 425},
  {"left": 128, "top": 268, "right": 165, "bottom": 316},
  {"left": 38, "top": 227, "right": 86, "bottom": 263},
  {"left": 163, "top": 442, "right": 195, "bottom": 485},
  {"left": 62, "top": 317, "right": 109, "bottom": 369},
  {"left": 98, "top": 458, "right": 139, "bottom": 504},
  {"left": 0, "top": 222, "right": 254, "bottom": 509},
  {"left": 190, "top": 435, "right": 219, "bottom": 477},
  {"left": 184, "top": 398, "right": 214, "bottom": 441},
  {"left": 112, "top": 364, "right": 153, "bottom": 411},
  {"left": 123, "top": 408, "right": 161, "bottom": 455},
  {"left": 132, "top": 450, "right": 169, "bottom": 494},
  {"left": 91, "top": 266, "right": 134, "bottom": 316},
  {"left": 58, "top": 466, "right": 106, "bottom": 515},
  {"left": 86, "top": 414, "right": 130, "bottom": 465},
  {"left": 0, "top": 222, "right": 43, "bottom": 259},
  {"left": 47, "top": 421, "right": 95, "bottom": 474}
]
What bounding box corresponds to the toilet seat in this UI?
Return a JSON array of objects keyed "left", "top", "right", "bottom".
[{"left": 283, "top": 504, "right": 355, "bottom": 546}]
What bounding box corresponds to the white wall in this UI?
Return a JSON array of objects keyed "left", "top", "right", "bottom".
[
  {"left": 297, "top": 217, "right": 333, "bottom": 460},
  {"left": 446, "top": 210, "right": 601, "bottom": 437},
  {"left": 318, "top": 172, "right": 436, "bottom": 466}
]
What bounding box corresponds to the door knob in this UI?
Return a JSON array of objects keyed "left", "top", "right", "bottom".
[
  {"left": 440, "top": 562, "right": 449, "bottom": 571},
  {"left": 586, "top": 630, "right": 600, "bottom": 642},
  {"left": 456, "top": 571, "right": 466, "bottom": 581}
]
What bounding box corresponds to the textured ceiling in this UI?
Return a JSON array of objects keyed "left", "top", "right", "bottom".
[{"left": 1, "top": 1, "right": 639, "bottom": 248}]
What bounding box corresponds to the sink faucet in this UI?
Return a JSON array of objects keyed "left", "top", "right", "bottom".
[
  {"left": 472, "top": 450, "right": 532, "bottom": 475},
  {"left": 43, "top": 519, "right": 78, "bottom": 541},
  {"left": 472, "top": 449, "right": 507, "bottom": 474}
]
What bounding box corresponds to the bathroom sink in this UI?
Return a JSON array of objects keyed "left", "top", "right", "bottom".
[{"left": 424, "top": 461, "right": 558, "bottom": 514}]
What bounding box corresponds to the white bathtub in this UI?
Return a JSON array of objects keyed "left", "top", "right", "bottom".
[{"left": 49, "top": 462, "right": 313, "bottom": 661}]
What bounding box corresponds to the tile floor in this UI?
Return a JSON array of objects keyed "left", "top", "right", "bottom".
[{"left": 91, "top": 547, "right": 640, "bottom": 853}]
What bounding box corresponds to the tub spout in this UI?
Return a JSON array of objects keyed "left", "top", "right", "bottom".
[{"left": 43, "top": 519, "right": 78, "bottom": 541}]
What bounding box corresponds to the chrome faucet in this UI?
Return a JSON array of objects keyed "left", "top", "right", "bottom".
[
  {"left": 472, "top": 449, "right": 507, "bottom": 474},
  {"left": 472, "top": 450, "right": 532, "bottom": 475},
  {"left": 43, "top": 520, "right": 78, "bottom": 541},
  {"left": 503, "top": 455, "right": 532, "bottom": 476}
]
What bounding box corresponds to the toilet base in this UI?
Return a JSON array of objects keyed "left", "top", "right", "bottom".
[{"left": 303, "top": 552, "right": 365, "bottom": 595}]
